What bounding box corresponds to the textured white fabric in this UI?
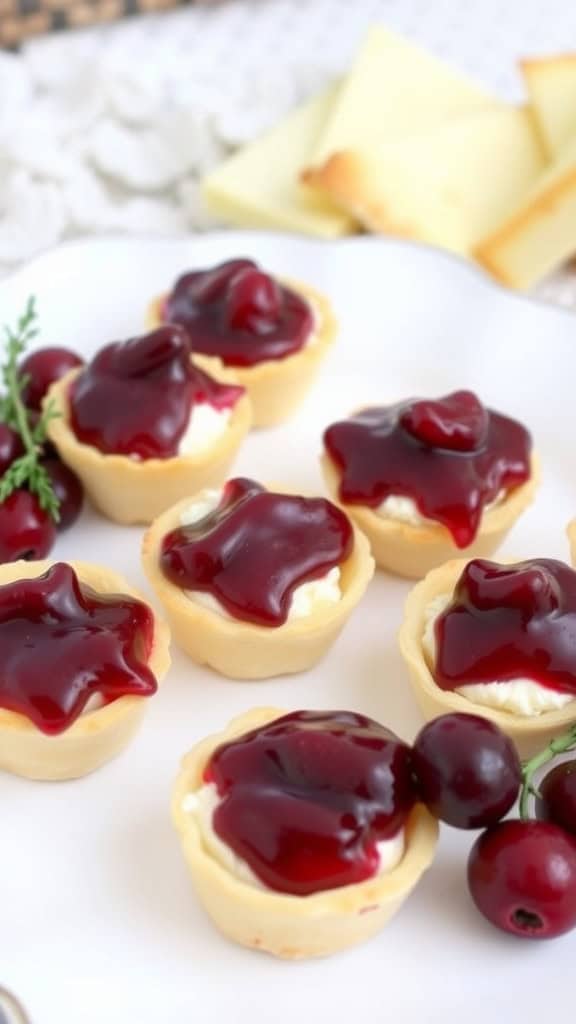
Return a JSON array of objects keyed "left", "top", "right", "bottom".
[{"left": 1, "top": 0, "right": 576, "bottom": 304}]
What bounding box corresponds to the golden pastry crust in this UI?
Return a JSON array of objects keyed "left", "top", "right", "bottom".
[
  {"left": 147, "top": 278, "right": 337, "bottom": 428},
  {"left": 303, "top": 152, "right": 421, "bottom": 238},
  {"left": 0, "top": 559, "right": 171, "bottom": 781},
  {"left": 172, "top": 706, "right": 438, "bottom": 959},
  {"left": 398, "top": 556, "right": 576, "bottom": 759},
  {"left": 141, "top": 490, "right": 375, "bottom": 679},
  {"left": 321, "top": 450, "right": 540, "bottom": 580},
  {"left": 45, "top": 367, "right": 252, "bottom": 526}
]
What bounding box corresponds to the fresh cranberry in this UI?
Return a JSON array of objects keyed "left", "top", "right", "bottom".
[
  {"left": 0, "top": 490, "right": 56, "bottom": 561},
  {"left": 412, "top": 713, "right": 521, "bottom": 829},
  {"left": 537, "top": 759, "right": 576, "bottom": 836},
  {"left": 224, "top": 267, "right": 282, "bottom": 332},
  {"left": 468, "top": 819, "right": 576, "bottom": 938},
  {"left": 400, "top": 391, "right": 489, "bottom": 452},
  {"left": 42, "top": 458, "right": 83, "bottom": 530},
  {"left": 0, "top": 424, "right": 24, "bottom": 475},
  {"left": 20, "top": 346, "right": 83, "bottom": 411}
]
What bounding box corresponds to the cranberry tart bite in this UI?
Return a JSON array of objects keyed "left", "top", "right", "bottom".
[
  {"left": 0, "top": 559, "right": 170, "bottom": 780},
  {"left": 147, "top": 258, "right": 336, "bottom": 427},
  {"left": 142, "top": 477, "right": 374, "bottom": 678},
  {"left": 45, "top": 325, "right": 251, "bottom": 525},
  {"left": 322, "top": 390, "right": 538, "bottom": 579},
  {"left": 399, "top": 556, "right": 576, "bottom": 758},
  {"left": 172, "top": 707, "right": 438, "bottom": 958}
]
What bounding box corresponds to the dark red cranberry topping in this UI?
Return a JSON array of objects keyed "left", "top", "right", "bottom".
[
  {"left": 323, "top": 391, "right": 531, "bottom": 547},
  {"left": 468, "top": 820, "right": 576, "bottom": 938},
  {"left": 0, "top": 562, "right": 156, "bottom": 734},
  {"left": 163, "top": 259, "right": 314, "bottom": 368},
  {"left": 20, "top": 346, "right": 84, "bottom": 411},
  {"left": 69, "top": 326, "right": 243, "bottom": 459},
  {"left": 204, "top": 710, "right": 416, "bottom": 895},
  {"left": 0, "top": 490, "right": 56, "bottom": 562},
  {"left": 434, "top": 558, "right": 576, "bottom": 696},
  {"left": 160, "top": 478, "right": 353, "bottom": 627}
]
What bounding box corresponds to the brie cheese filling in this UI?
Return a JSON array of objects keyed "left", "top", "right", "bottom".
[
  {"left": 177, "top": 402, "right": 233, "bottom": 456},
  {"left": 182, "top": 783, "right": 405, "bottom": 890},
  {"left": 423, "top": 594, "right": 574, "bottom": 717},
  {"left": 376, "top": 490, "right": 505, "bottom": 528},
  {"left": 179, "top": 488, "right": 343, "bottom": 622}
]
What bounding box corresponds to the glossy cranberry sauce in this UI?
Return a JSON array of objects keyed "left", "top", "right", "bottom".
[
  {"left": 324, "top": 391, "right": 532, "bottom": 548},
  {"left": 70, "top": 325, "right": 243, "bottom": 459},
  {"left": 0, "top": 562, "right": 157, "bottom": 734},
  {"left": 204, "top": 710, "right": 416, "bottom": 895},
  {"left": 160, "top": 478, "right": 353, "bottom": 627},
  {"left": 163, "top": 258, "right": 314, "bottom": 367},
  {"left": 434, "top": 558, "right": 576, "bottom": 695}
]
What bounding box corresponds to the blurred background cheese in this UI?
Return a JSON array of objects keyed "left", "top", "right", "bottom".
[
  {"left": 304, "top": 108, "right": 543, "bottom": 256},
  {"left": 308, "top": 25, "right": 499, "bottom": 168},
  {"left": 201, "top": 22, "right": 576, "bottom": 290},
  {"left": 476, "top": 136, "right": 576, "bottom": 288},
  {"left": 202, "top": 86, "right": 355, "bottom": 238},
  {"left": 522, "top": 56, "right": 576, "bottom": 158}
]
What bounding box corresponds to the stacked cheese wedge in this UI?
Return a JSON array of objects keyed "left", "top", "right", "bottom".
[{"left": 203, "top": 27, "right": 576, "bottom": 290}]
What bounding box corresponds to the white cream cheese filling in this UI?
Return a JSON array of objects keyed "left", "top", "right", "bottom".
[
  {"left": 423, "top": 593, "right": 574, "bottom": 717},
  {"left": 177, "top": 402, "right": 232, "bottom": 456},
  {"left": 377, "top": 490, "right": 505, "bottom": 528},
  {"left": 182, "top": 782, "right": 405, "bottom": 890},
  {"left": 179, "top": 488, "right": 343, "bottom": 622}
]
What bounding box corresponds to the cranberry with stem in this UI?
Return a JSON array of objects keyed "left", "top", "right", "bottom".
[
  {"left": 468, "top": 819, "right": 576, "bottom": 938},
  {"left": 0, "top": 490, "right": 56, "bottom": 561},
  {"left": 20, "top": 346, "right": 83, "bottom": 411},
  {"left": 412, "top": 713, "right": 521, "bottom": 829}
]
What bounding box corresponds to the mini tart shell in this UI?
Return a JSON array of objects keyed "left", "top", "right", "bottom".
[
  {"left": 172, "top": 706, "right": 438, "bottom": 959},
  {"left": 398, "top": 556, "right": 576, "bottom": 759},
  {"left": 45, "top": 367, "right": 252, "bottom": 526},
  {"left": 321, "top": 450, "right": 540, "bottom": 580},
  {"left": 141, "top": 490, "right": 375, "bottom": 679},
  {"left": 147, "top": 278, "right": 337, "bottom": 428},
  {"left": 0, "top": 559, "right": 171, "bottom": 781}
]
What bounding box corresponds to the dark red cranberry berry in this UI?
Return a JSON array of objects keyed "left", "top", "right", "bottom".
[
  {"left": 0, "top": 424, "right": 24, "bottom": 475},
  {"left": 0, "top": 490, "right": 56, "bottom": 561},
  {"left": 412, "top": 713, "right": 521, "bottom": 829},
  {"left": 20, "top": 347, "right": 83, "bottom": 411},
  {"left": 42, "top": 459, "right": 83, "bottom": 530},
  {"left": 537, "top": 759, "right": 576, "bottom": 836},
  {"left": 468, "top": 819, "right": 576, "bottom": 938}
]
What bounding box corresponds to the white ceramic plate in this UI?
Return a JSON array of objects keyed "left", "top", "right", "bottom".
[{"left": 1, "top": 233, "right": 575, "bottom": 1024}]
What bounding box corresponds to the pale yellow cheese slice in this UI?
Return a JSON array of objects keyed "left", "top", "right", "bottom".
[
  {"left": 521, "top": 55, "right": 576, "bottom": 158},
  {"left": 309, "top": 25, "right": 500, "bottom": 169},
  {"left": 476, "top": 136, "right": 576, "bottom": 288},
  {"left": 305, "top": 107, "right": 544, "bottom": 256},
  {"left": 202, "top": 85, "right": 354, "bottom": 239}
]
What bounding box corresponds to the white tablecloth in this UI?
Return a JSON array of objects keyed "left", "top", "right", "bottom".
[{"left": 1, "top": 0, "right": 576, "bottom": 304}]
